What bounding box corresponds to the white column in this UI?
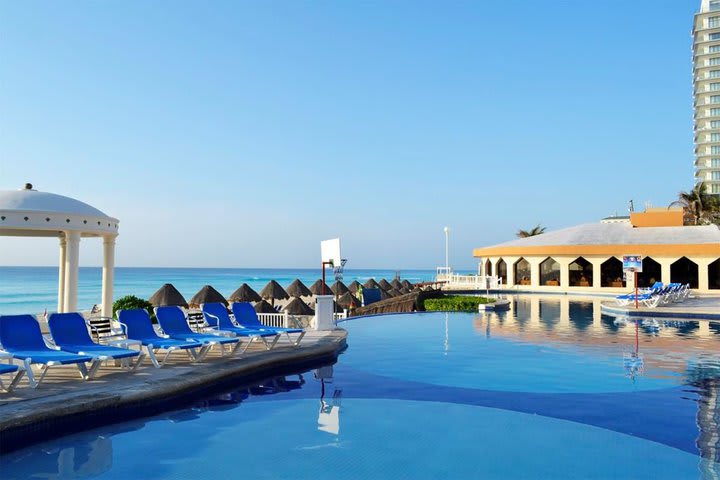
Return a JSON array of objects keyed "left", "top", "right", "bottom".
[
  {"left": 57, "top": 235, "right": 67, "bottom": 313},
  {"left": 314, "top": 295, "right": 335, "bottom": 330},
  {"left": 661, "top": 260, "right": 672, "bottom": 285},
  {"left": 64, "top": 231, "right": 81, "bottom": 313},
  {"left": 101, "top": 235, "right": 116, "bottom": 318}
]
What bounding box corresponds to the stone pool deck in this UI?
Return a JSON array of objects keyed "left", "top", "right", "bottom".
[
  {"left": 0, "top": 329, "right": 347, "bottom": 452},
  {"left": 600, "top": 295, "right": 720, "bottom": 320}
]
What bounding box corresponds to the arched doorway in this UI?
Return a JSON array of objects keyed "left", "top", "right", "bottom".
[
  {"left": 569, "top": 257, "right": 593, "bottom": 287},
  {"left": 601, "top": 258, "right": 625, "bottom": 288},
  {"left": 637, "top": 257, "right": 662, "bottom": 288},
  {"left": 514, "top": 258, "right": 531, "bottom": 286},
  {"left": 496, "top": 259, "right": 507, "bottom": 285},
  {"left": 709, "top": 258, "right": 720, "bottom": 290},
  {"left": 540, "top": 257, "right": 560, "bottom": 286},
  {"left": 484, "top": 259, "right": 492, "bottom": 277},
  {"left": 671, "top": 257, "right": 699, "bottom": 288}
]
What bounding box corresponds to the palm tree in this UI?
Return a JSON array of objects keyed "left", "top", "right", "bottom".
[
  {"left": 670, "top": 182, "right": 716, "bottom": 225},
  {"left": 516, "top": 224, "right": 546, "bottom": 238}
]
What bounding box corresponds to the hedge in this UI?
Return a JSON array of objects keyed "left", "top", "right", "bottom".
[{"left": 423, "top": 296, "right": 495, "bottom": 312}]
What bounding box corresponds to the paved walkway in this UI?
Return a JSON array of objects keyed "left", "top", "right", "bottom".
[
  {"left": 600, "top": 296, "right": 720, "bottom": 320},
  {"left": 0, "top": 329, "right": 346, "bottom": 451}
]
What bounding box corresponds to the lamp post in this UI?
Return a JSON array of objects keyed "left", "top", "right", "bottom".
[{"left": 444, "top": 226, "right": 449, "bottom": 273}]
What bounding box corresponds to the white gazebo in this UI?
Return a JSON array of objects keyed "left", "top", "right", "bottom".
[{"left": 0, "top": 184, "right": 119, "bottom": 316}]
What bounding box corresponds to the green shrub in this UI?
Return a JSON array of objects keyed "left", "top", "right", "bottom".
[
  {"left": 113, "top": 295, "right": 155, "bottom": 322},
  {"left": 424, "top": 296, "right": 495, "bottom": 312}
]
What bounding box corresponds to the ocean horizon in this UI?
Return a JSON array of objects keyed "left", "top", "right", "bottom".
[{"left": 0, "top": 266, "right": 443, "bottom": 315}]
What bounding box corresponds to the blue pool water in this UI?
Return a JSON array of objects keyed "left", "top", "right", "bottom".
[{"left": 2, "top": 297, "right": 719, "bottom": 479}]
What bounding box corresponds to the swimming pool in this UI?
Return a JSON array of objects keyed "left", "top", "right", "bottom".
[{"left": 2, "top": 296, "right": 719, "bottom": 479}]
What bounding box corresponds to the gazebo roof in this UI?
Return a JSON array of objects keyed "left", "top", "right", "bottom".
[{"left": 0, "top": 185, "right": 119, "bottom": 237}]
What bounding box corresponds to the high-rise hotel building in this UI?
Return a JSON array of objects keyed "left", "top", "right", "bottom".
[{"left": 693, "top": 0, "right": 720, "bottom": 195}]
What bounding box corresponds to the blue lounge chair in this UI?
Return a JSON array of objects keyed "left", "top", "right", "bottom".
[
  {"left": 48, "top": 312, "right": 146, "bottom": 372},
  {"left": 201, "top": 303, "right": 280, "bottom": 352},
  {"left": 0, "top": 314, "right": 98, "bottom": 388},
  {"left": 155, "top": 306, "right": 242, "bottom": 358},
  {"left": 231, "top": 302, "right": 306, "bottom": 346},
  {"left": 0, "top": 363, "right": 24, "bottom": 392},
  {"left": 117, "top": 309, "right": 201, "bottom": 368}
]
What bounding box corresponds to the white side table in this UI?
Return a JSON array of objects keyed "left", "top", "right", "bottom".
[{"left": 106, "top": 339, "right": 142, "bottom": 367}]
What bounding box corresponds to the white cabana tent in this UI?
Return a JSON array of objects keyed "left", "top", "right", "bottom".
[{"left": 0, "top": 184, "right": 119, "bottom": 316}]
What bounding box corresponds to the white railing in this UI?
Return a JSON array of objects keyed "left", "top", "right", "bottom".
[
  {"left": 334, "top": 312, "right": 347, "bottom": 321},
  {"left": 437, "top": 273, "right": 503, "bottom": 290},
  {"left": 257, "top": 312, "right": 288, "bottom": 328}
]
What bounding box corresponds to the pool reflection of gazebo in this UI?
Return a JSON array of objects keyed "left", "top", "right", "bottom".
[{"left": 0, "top": 184, "right": 119, "bottom": 316}]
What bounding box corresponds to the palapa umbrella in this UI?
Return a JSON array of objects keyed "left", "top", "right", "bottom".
[
  {"left": 283, "top": 297, "right": 315, "bottom": 315},
  {"left": 189, "top": 285, "right": 227, "bottom": 308},
  {"left": 378, "top": 279, "right": 392, "bottom": 290},
  {"left": 286, "top": 279, "right": 312, "bottom": 298},
  {"left": 228, "top": 283, "right": 262, "bottom": 303},
  {"left": 386, "top": 288, "right": 402, "bottom": 297},
  {"left": 254, "top": 299, "right": 277, "bottom": 313},
  {"left": 149, "top": 283, "right": 188, "bottom": 308},
  {"left": 331, "top": 280, "right": 349, "bottom": 296},
  {"left": 363, "top": 278, "right": 379, "bottom": 289},
  {"left": 347, "top": 280, "right": 362, "bottom": 294},
  {"left": 390, "top": 278, "right": 403, "bottom": 289},
  {"left": 260, "top": 280, "right": 289, "bottom": 307},
  {"left": 309, "top": 279, "right": 333, "bottom": 295},
  {"left": 401, "top": 279, "right": 413, "bottom": 289},
  {"left": 336, "top": 291, "right": 360, "bottom": 309},
  {"left": 398, "top": 286, "right": 411, "bottom": 295}
]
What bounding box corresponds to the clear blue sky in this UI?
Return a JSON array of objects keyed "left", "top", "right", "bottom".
[{"left": 0, "top": 0, "right": 698, "bottom": 270}]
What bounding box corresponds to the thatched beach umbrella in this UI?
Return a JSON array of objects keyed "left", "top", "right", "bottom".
[
  {"left": 331, "top": 280, "right": 349, "bottom": 296},
  {"left": 348, "top": 280, "right": 362, "bottom": 294},
  {"left": 149, "top": 283, "right": 188, "bottom": 308},
  {"left": 254, "top": 299, "right": 277, "bottom": 313},
  {"left": 386, "top": 288, "right": 402, "bottom": 297},
  {"left": 378, "top": 279, "right": 392, "bottom": 290},
  {"left": 228, "top": 283, "right": 262, "bottom": 303},
  {"left": 286, "top": 279, "right": 312, "bottom": 298},
  {"left": 390, "top": 278, "right": 402, "bottom": 289},
  {"left": 283, "top": 297, "right": 314, "bottom": 315},
  {"left": 189, "top": 285, "right": 227, "bottom": 308},
  {"left": 337, "top": 291, "right": 360, "bottom": 309},
  {"left": 260, "top": 280, "right": 289, "bottom": 307},
  {"left": 310, "top": 279, "right": 332, "bottom": 295},
  {"left": 401, "top": 279, "right": 413, "bottom": 289},
  {"left": 398, "top": 286, "right": 410, "bottom": 295},
  {"left": 363, "top": 278, "right": 379, "bottom": 289}
]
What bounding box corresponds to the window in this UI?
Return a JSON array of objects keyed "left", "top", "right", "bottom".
[
  {"left": 710, "top": 58, "right": 720, "bottom": 66},
  {"left": 711, "top": 95, "right": 720, "bottom": 103},
  {"left": 709, "top": 108, "right": 720, "bottom": 116},
  {"left": 712, "top": 171, "right": 720, "bottom": 180},
  {"left": 711, "top": 133, "right": 720, "bottom": 141},
  {"left": 711, "top": 0, "right": 720, "bottom": 12},
  {"left": 711, "top": 83, "right": 720, "bottom": 91},
  {"left": 709, "top": 17, "right": 720, "bottom": 28},
  {"left": 712, "top": 158, "right": 720, "bottom": 167},
  {"left": 710, "top": 32, "right": 720, "bottom": 40},
  {"left": 710, "top": 70, "right": 720, "bottom": 78},
  {"left": 711, "top": 45, "right": 720, "bottom": 53},
  {"left": 711, "top": 145, "right": 720, "bottom": 154},
  {"left": 711, "top": 120, "right": 720, "bottom": 128},
  {"left": 712, "top": 184, "right": 720, "bottom": 194}
]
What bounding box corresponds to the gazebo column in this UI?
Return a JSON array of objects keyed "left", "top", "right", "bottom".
[
  {"left": 57, "top": 234, "right": 67, "bottom": 312},
  {"left": 63, "top": 231, "right": 81, "bottom": 313},
  {"left": 101, "top": 235, "right": 117, "bottom": 318}
]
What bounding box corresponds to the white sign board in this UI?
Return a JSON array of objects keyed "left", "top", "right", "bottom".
[
  {"left": 622, "top": 255, "right": 643, "bottom": 273},
  {"left": 321, "top": 238, "right": 342, "bottom": 267}
]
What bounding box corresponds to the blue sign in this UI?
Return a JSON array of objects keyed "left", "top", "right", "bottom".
[{"left": 622, "top": 255, "right": 643, "bottom": 272}]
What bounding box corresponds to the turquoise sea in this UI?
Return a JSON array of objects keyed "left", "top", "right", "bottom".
[{"left": 0, "top": 267, "right": 437, "bottom": 315}]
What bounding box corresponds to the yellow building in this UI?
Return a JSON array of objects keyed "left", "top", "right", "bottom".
[{"left": 473, "top": 209, "right": 720, "bottom": 294}]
